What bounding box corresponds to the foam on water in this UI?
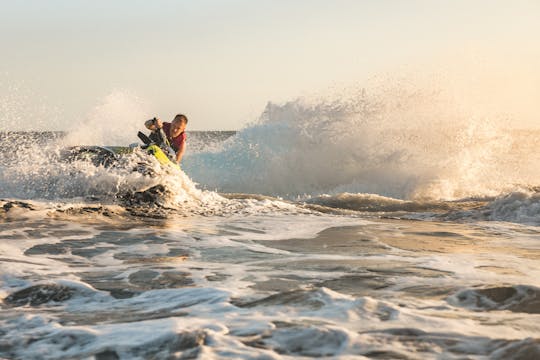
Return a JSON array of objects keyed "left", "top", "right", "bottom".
[
  {"left": 2, "top": 268, "right": 540, "bottom": 358},
  {"left": 0, "top": 137, "right": 309, "bottom": 220},
  {"left": 2, "top": 200, "right": 540, "bottom": 358}
]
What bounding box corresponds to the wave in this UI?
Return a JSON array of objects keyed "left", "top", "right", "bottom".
[
  {"left": 305, "top": 192, "right": 453, "bottom": 213},
  {"left": 448, "top": 285, "right": 540, "bottom": 314},
  {"left": 484, "top": 191, "right": 540, "bottom": 225},
  {"left": 303, "top": 189, "right": 540, "bottom": 227},
  {"left": 185, "top": 80, "right": 540, "bottom": 201},
  {"left": 422, "top": 189, "right": 540, "bottom": 226}
]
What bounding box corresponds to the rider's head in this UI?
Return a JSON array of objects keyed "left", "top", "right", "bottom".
[{"left": 170, "top": 114, "right": 188, "bottom": 137}]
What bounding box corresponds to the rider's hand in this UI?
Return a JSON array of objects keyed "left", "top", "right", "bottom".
[
  {"left": 146, "top": 117, "right": 163, "bottom": 130},
  {"left": 154, "top": 118, "right": 163, "bottom": 129}
]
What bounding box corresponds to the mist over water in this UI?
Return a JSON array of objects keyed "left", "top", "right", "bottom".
[
  {"left": 62, "top": 91, "right": 149, "bottom": 147},
  {"left": 186, "top": 76, "right": 540, "bottom": 201}
]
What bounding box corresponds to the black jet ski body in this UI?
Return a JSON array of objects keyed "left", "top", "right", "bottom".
[
  {"left": 61, "top": 130, "right": 179, "bottom": 172},
  {"left": 61, "top": 146, "right": 119, "bottom": 168}
]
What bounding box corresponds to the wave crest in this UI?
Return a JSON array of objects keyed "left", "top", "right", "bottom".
[{"left": 186, "top": 80, "right": 538, "bottom": 200}]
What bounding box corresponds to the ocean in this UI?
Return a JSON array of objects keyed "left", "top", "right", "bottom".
[{"left": 1, "top": 93, "right": 540, "bottom": 359}]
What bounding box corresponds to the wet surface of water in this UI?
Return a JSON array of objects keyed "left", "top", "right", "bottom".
[{"left": 1, "top": 204, "right": 540, "bottom": 359}]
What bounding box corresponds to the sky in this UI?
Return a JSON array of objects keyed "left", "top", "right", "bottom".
[{"left": 1, "top": 0, "right": 539, "bottom": 130}]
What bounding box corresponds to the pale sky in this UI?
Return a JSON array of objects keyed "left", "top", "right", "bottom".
[{"left": 1, "top": 0, "right": 539, "bottom": 130}]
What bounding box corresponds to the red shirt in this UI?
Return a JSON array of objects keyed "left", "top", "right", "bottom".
[{"left": 162, "top": 122, "right": 186, "bottom": 152}]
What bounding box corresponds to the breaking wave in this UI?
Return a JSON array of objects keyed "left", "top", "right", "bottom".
[{"left": 186, "top": 79, "right": 540, "bottom": 201}]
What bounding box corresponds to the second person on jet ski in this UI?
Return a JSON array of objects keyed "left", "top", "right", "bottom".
[{"left": 144, "top": 114, "right": 188, "bottom": 165}]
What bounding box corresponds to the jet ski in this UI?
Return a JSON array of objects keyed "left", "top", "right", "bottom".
[
  {"left": 61, "top": 145, "right": 120, "bottom": 168},
  {"left": 61, "top": 128, "right": 179, "bottom": 173},
  {"left": 136, "top": 130, "right": 179, "bottom": 169}
]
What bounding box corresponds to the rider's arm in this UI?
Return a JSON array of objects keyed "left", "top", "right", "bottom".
[
  {"left": 175, "top": 140, "right": 186, "bottom": 164},
  {"left": 144, "top": 118, "right": 163, "bottom": 130}
]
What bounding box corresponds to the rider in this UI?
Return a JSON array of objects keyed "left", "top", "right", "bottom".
[{"left": 145, "top": 114, "right": 188, "bottom": 165}]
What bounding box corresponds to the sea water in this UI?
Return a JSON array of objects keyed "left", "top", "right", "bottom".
[{"left": 1, "top": 83, "right": 540, "bottom": 359}]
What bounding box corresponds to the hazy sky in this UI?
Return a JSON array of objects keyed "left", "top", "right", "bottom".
[{"left": 1, "top": 0, "right": 539, "bottom": 130}]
